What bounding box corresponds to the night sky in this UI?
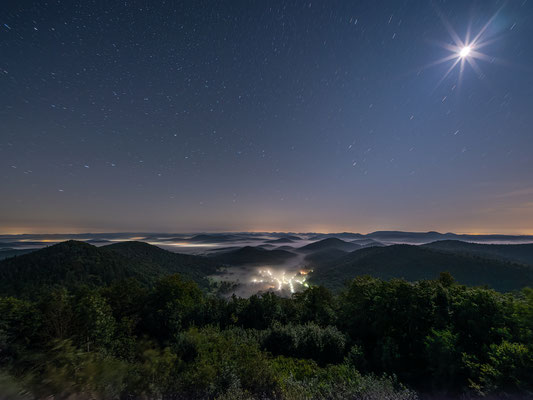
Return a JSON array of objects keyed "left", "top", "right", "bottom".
[{"left": 1, "top": 0, "right": 532, "bottom": 234}]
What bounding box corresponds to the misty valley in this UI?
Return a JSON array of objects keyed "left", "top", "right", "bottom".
[
  {"left": 3, "top": 231, "right": 533, "bottom": 297},
  {"left": 1, "top": 231, "right": 533, "bottom": 398},
  {"left": 3, "top": 0, "right": 533, "bottom": 398}
]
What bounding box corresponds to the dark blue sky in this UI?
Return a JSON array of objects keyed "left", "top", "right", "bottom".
[{"left": 1, "top": 0, "right": 532, "bottom": 234}]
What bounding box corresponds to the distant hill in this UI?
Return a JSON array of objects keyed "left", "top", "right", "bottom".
[
  {"left": 304, "top": 248, "right": 348, "bottom": 267},
  {"left": 306, "top": 233, "right": 364, "bottom": 241},
  {"left": 0, "top": 241, "right": 47, "bottom": 248},
  {"left": 104, "top": 241, "right": 221, "bottom": 284},
  {"left": 366, "top": 231, "right": 533, "bottom": 244},
  {"left": 331, "top": 232, "right": 366, "bottom": 240},
  {"left": 185, "top": 233, "right": 265, "bottom": 243},
  {"left": 277, "top": 245, "right": 295, "bottom": 251},
  {"left": 206, "top": 246, "right": 241, "bottom": 254},
  {"left": 350, "top": 238, "right": 384, "bottom": 248},
  {"left": 0, "top": 241, "right": 155, "bottom": 297},
  {"left": 211, "top": 246, "right": 297, "bottom": 266},
  {"left": 186, "top": 234, "right": 241, "bottom": 243},
  {"left": 0, "top": 240, "right": 222, "bottom": 297},
  {"left": 269, "top": 234, "right": 302, "bottom": 241},
  {"left": 0, "top": 248, "right": 37, "bottom": 260},
  {"left": 299, "top": 238, "right": 361, "bottom": 253},
  {"left": 422, "top": 240, "right": 533, "bottom": 265},
  {"left": 308, "top": 234, "right": 327, "bottom": 241},
  {"left": 309, "top": 244, "right": 533, "bottom": 292},
  {"left": 366, "top": 231, "right": 446, "bottom": 243},
  {"left": 265, "top": 237, "right": 295, "bottom": 244},
  {"left": 86, "top": 239, "right": 112, "bottom": 244}
]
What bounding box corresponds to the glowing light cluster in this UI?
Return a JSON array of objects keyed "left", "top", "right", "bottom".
[{"left": 252, "top": 268, "right": 309, "bottom": 293}]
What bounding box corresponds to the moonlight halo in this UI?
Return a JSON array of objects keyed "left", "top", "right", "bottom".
[{"left": 429, "top": 6, "right": 505, "bottom": 88}]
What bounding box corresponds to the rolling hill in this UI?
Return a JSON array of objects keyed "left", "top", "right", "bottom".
[
  {"left": 299, "top": 238, "right": 361, "bottom": 253},
  {"left": 211, "top": 246, "right": 297, "bottom": 265},
  {"left": 265, "top": 237, "right": 295, "bottom": 244},
  {"left": 0, "top": 248, "right": 37, "bottom": 260},
  {"left": 350, "top": 238, "right": 384, "bottom": 247},
  {"left": 277, "top": 245, "right": 295, "bottom": 251},
  {"left": 309, "top": 244, "right": 533, "bottom": 292},
  {"left": 303, "top": 248, "right": 348, "bottom": 267},
  {"left": 0, "top": 240, "right": 222, "bottom": 297},
  {"left": 366, "top": 231, "right": 533, "bottom": 244},
  {"left": 104, "top": 241, "right": 221, "bottom": 283},
  {"left": 422, "top": 240, "right": 533, "bottom": 265}
]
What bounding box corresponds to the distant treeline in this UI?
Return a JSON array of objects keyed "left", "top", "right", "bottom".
[{"left": 1, "top": 271, "right": 532, "bottom": 399}]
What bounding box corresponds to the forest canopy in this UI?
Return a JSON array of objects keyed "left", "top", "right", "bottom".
[{"left": 1, "top": 269, "right": 532, "bottom": 399}]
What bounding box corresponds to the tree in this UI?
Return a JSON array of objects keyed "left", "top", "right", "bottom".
[
  {"left": 293, "top": 286, "right": 337, "bottom": 326},
  {"left": 73, "top": 289, "right": 116, "bottom": 352},
  {"left": 482, "top": 341, "right": 532, "bottom": 391},
  {"left": 424, "top": 329, "right": 460, "bottom": 390},
  {"left": 144, "top": 274, "right": 204, "bottom": 341}
]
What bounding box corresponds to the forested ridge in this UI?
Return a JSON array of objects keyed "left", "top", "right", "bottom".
[
  {"left": 0, "top": 240, "right": 220, "bottom": 296},
  {"left": 0, "top": 241, "right": 532, "bottom": 399},
  {"left": 309, "top": 244, "right": 533, "bottom": 292}
]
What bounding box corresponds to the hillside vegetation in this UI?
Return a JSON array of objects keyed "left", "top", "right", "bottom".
[
  {"left": 423, "top": 240, "right": 533, "bottom": 265},
  {"left": 0, "top": 240, "right": 221, "bottom": 296},
  {"left": 211, "top": 246, "right": 297, "bottom": 265},
  {"left": 1, "top": 240, "right": 532, "bottom": 398},
  {"left": 299, "top": 238, "right": 361, "bottom": 253},
  {"left": 0, "top": 270, "right": 532, "bottom": 398},
  {"left": 309, "top": 244, "right": 533, "bottom": 292}
]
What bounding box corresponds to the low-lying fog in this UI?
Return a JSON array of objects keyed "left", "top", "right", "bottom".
[
  {"left": 152, "top": 236, "right": 316, "bottom": 297},
  {"left": 210, "top": 253, "right": 311, "bottom": 298},
  {"left": 2, "top": 231, "right": 533, "bottom": 297}
]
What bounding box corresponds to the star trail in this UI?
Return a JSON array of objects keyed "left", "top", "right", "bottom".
[{"left": 1, "top": 0, "right": 532, "bottom": 234}]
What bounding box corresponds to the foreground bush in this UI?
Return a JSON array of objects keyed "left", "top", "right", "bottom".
[{"left": 1, "top": 274, "right": 532, "bottom": 398}]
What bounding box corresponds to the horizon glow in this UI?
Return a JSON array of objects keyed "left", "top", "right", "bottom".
[{"left": 1, "top": 2, "right": 532, "bottom": 234}]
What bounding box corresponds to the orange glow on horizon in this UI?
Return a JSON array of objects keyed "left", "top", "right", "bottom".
[{"left": 2, "top": 226, "right": 533, "bottom": 236}]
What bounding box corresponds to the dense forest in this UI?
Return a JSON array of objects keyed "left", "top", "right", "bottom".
[
  {"left": 0, "top": 241, "right": 532, "bottom": 398},
  {"left": 309, "top": 244, "right": 533, "bottom": 292}
]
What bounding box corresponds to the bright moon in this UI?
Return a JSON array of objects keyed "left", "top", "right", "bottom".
[{"left": 459, "top": 46, "right": 471, "bottom": 58}]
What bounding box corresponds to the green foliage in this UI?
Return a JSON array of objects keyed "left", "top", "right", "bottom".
[
  {"left": 336, "top": 275, "right": 533, "bottom": 394},
  {"left": 463, "top": 341, "right": 533, "bottom": 394},
  {"left": 310, "top": 244, "right": 533, "bottom": 292},
  {"left": 424, "top": 240, "right": 533, "bottom": 265},
  {"left": 271, "top": 355, "right": 320, "bottom": 381},
  {"left": 212, "top": 246, "right": 297, "bottom": 266},
  {"left": 0, "top": 372, "right": 32, "bottom": 400},
  {"left": 0, "top": 241, "right": 158, "bottom": 297},
  {"left": 424, "top": 329, "right": 460, "bottom": 389},
  {"left": 27, "top": 340, "right": 129, "bottom": 399},
  {"left": 144, "top": 274, "right": 204, "bottom": 341},
  {"left": 292, "top": 285, "right": 337, "bottom": 326},
  {"left": 105, "top": 240, "right": 221, "bottom": 288},
  {"left": 38, "top": 288, "right": 74, "bottom": 341},
  {"left": 485, "top": 341, "right": 532, "bottom": 390},
  {"left": 263, "top": 322, "right": 346, "bottom": 365},
  {"left": 277, "top": 364, "right": 418, "bottom": 400},
  {"left": 0, "top": 240, "right": 222, "bottom": 297},
  {"left": 72, "top": 289, "right": 116, "bottom": 352},
  {"left": 1, "top": 265, "right": 532, "bottom": 398},
  {"left": 345, "top": 344, "right": 367, "bottom": 371},
  {"left": 177, "top": 327, "right": 278, "bottom": 398}
]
